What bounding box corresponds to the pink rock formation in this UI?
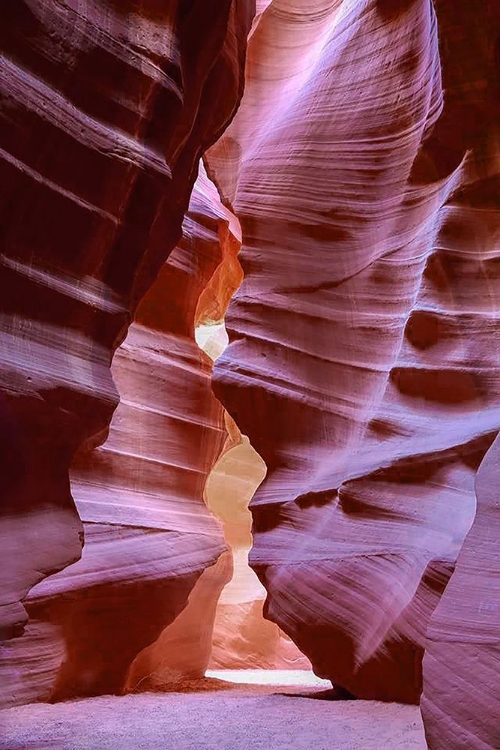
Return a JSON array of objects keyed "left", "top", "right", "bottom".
[
  {"left": 125, "top": 551, "right": 233, "bottom": 692},
  {"left": 0, "top": 164, "right": 245, "bottom": 704},
  {"left": 419, "top": 4, "right": 500, "bottom": 746},
  {"left": 2, "top": 1, "right": 499, "bottom": 747},
  {"left": 206, "top": 0, "right": 500, "bottom": 724},
  {"left": 0, "top": 0, "right": 252, "bottom": 702}
]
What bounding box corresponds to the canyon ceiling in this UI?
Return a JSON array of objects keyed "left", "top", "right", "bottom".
[{"left": 0, "top": 2, "right": 499, "bottom": 749}]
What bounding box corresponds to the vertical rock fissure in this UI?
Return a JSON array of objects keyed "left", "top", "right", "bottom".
[
  {"left": 194, "top": 184, "right": 313, "bottom": 675},
  {"left": 197, "top": 312, "right": 320, "bottom": 679}
]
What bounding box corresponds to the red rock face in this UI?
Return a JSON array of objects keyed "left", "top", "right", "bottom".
[
  {"left": 2, "top": 1, "right": 499, "bottom": 745},
  {"left": 0, "top": 0, "right": 253, "bottom": 697},
  {"left": 0, "top": 164, "right": 244, "bottom": 704},
  {"left": 206, "top": 0, "right": 500, "bottom": 729}
]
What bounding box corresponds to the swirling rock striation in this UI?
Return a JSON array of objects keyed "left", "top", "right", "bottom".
[
  {"left": 0, "top": 164, "right": 245, "bottom": 703},
  {"left": 0, "top": 0, "right": 253, "bottom": 704},
  {"left": 423, "top": 435, "right": 500, "bottom": 750},
  {"left": 206, "top": 0, "right": 500, "bottom": 726},
  {"left": 2, "top": 1, "right": 499, "bottom": 744}
]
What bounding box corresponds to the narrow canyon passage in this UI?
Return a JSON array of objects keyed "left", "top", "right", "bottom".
[
  {"left": 0, "top": 158, "right": 318, "bottom": 706},
  {"left": 1, "top": 1, "right": 499, "bottom": 749},
  {"left": 197, "top": 321, "right": 314, "bottom": 676}
]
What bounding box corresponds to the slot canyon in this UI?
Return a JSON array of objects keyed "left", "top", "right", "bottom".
[{"left": 0, "top": 1, "right": 499, "bottom": 749}]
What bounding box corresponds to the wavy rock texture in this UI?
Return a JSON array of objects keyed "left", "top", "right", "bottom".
[
  {"left": 0, "top": 0, "right": 253, "bottom": 695},
  {"left": 2, "top": 2, "right": 499, "bottom": 746},
  {"left": 0, "top": 165, "right": 246, "bottom": 705},
  {"left": 419, "top": 3, "right": 500, "bottom": 748},
  {"left": 422, "top": 435, "right": 500, "bottom": 750},
  {"left": 206, "top": 0, "right": 500, "bottom": 727}
]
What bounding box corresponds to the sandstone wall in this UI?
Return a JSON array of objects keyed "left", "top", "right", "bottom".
[
  {"left": 206, "top": 4, "right": 500, "bottom": 746},
  {"left": 0, "top": 0, "right": 253, "bottom": 705}
]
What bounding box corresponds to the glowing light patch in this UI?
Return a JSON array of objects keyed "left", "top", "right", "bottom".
[
  {"left": 205, "top": 670, "right": 331, "bottom": 687},
  {"left": 194, "top": 321, "right": 228, "bottom": 361}
]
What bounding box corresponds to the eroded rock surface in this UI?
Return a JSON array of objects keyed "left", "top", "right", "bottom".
[
  {"left": 0, "top": 164, "right": 245, "bottom": 703},
  {"left": 206, "top": 0, "right": 500, "bottom": 729},
  {"left": 423, "top": 434, "right": 500, "bottom": 749},
  {"left": 0, "top": 0, "right": 253, "bottom": 704},
  {"left": 2, "top": 2, "right": 499, "bottom": 746}
]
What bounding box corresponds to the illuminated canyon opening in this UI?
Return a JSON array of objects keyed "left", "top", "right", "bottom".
[
  {"left": 1, "top": 1, "right": 499, "bottom": 749},
  {"left": 195, "top": 321, "right": 319, "bottom": 684}
]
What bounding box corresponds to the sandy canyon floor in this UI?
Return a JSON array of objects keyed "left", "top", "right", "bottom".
[{"left": 0, "top": 677, "right": 426, "bottom": 750}]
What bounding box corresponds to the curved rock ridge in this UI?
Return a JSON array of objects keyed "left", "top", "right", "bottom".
[
  {"left": 206, "top": 0, "right": 500, "bottom": 716},
  {"left": 0, "top": 0, "right": 253, "bottom": 668},
  {"left": 125, "top": 550, "right": 234, "bottom": 693},
  {"left": 0, "top": 163, "right": 246, "bottom": 705}
]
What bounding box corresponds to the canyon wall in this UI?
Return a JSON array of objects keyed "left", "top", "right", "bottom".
[
  {"left": 1, "top": 2, "right": 499, "bottom": 747},
  {"left": 420, "top": 3, "right": 500, "bottom": 747},
  {"left": 0, "top": 0, "right": 253, "bottom": 704},
  {"left": 0, "top": 161, "right": 247, "bottom": 704},
  {"left": 206, "top": 1, "right": 500, "bottom": 745},
  {"left": 422, "top": 434, "right": 500, "bottom": 749}
]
